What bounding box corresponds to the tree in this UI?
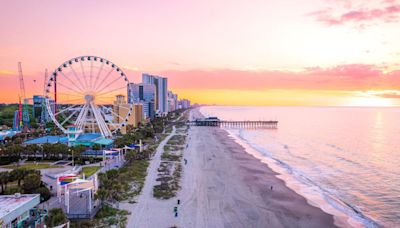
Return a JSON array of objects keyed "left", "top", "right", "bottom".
[
  {"left": 125, "top": 150, "right": 138, "bottom": 163},
  {"left": 72, "top": 145, "right": 86, "bottom": 164},
  {"left": 0, "top": 172, "right": 10, "bottom": 193},
  {"left": 35, "top": 187, "right": 51, "bottom": 202},
  {"left": 54, "top": 143, "right": 69, "bottom": 159},
  {"left": 12, "top": 137, "right": 23, "bottom": 145},
  {"left": 23, "top": 172, "right": 41, "bottom": 193},
  {"left": 92, "top": 144, "right": 101, "bottom": 151},
  {"left": 26, "top": 144, "right": 40, "bottom": 160},
  {"left": 0, "top": 145, "right": 5, "bottom": 157},
  {"left": 10, "top": 168, "right": 26, "bottom": 187},
  {"left": 45, "top": 208, "right": 68, "bottom": 227},
  {"left": 42, "top": 143, "right": 53, "bottom": 160},
  {"left": 94, "top": 188, "right": 109, "bottom": 205},
  {"left": 8, "top": 144, "right": 23, "bottom": 160}
]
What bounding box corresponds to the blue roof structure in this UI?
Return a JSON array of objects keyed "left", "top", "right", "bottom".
[
  {"left": 128, "top": 144, "right": 140, "bottom": 149},
  {"left": 24, "top": 136, "right": 68, "bottom": 145},
  {"left": 95, "top": 138, "right": 114, "bottom": 145},
  {"left": 24, "top": 133, "right": 114, "bottom": 147},
  {"left": 82, "top": 150, "right": 104, "bottom": 156},
  {"left": 0, "top": 130, "right": 19, "bottom": 141},
  {"left": 76, "top": 133, "right": 102, "bottom": 142}
]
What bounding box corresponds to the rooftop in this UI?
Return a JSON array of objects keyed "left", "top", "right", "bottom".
[
  {"left": 0, "top": 130, "right": 19, "bottom": 140},
  {"left": 94, "top": 138, "right": 114, "bottom": 145},
  {"left": 24, "top": 135, "right": 68, "bottom": 144},
  {"left": 0, "top": 194, "right": 40, "bottom": 218},
  {"left": 24, "top": 133, "right": 114, "bottom": 146},
  {"left": 76, "top": 133, "right": 102, "bottom": 142}
]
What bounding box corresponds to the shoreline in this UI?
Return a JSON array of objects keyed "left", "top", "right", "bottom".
[
  {"left": 176, "top": 108, "right": 338, "bottom": 227},
  {"left": 225, "top": 130, "right": 362, "bottom": 228}
]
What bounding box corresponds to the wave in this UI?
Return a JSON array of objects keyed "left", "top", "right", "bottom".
[{"left": 229, "top": 129, "right": 381, "bottom": 228}]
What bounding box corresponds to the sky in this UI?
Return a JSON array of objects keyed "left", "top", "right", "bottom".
[{"left": 0, "top": 0, "right": 400, "bottom": 106}]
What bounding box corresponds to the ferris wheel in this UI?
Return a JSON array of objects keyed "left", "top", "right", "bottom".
[{"left": 45, "top": 56, "right": 132, "bottom": 138}]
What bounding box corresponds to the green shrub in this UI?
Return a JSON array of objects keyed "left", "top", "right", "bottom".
[
  {"left": 34, "top": 187, "right": 51, "bottom": 202},
  {"left": 45, "top": 208, "right": 68, "bottom": 227},
  {"left": 4, "top": 186, "right": 22, "bottom": 195}
]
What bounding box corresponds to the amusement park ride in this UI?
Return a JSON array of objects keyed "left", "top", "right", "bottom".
[
  {"left": 45, "top": 56, "right": 133, "bottom": 139},
  {"left": 14, "top": 56, "right": 132, "bottom": 140}
]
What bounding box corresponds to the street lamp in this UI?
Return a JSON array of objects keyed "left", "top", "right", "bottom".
[{"left": 69, "top": 148, "right": 74, "bottom": 167}]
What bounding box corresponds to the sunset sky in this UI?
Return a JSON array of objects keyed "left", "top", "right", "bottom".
[{"left": 0, "top": 0, "right": 400, "bottom": 106}]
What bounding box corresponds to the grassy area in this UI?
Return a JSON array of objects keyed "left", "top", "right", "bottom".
[
  {"left": 1, "top": 163, "right": 63, "bottom": 170},
  {"left": 81, "top": 166, "right": 101, "bottom": 177},
  {"left": 167, "top": 135, "right": 187, "bottom": 145},
  {"left": 124, "top": 160, "right": 149, "bottom": 197},
  {"left": 161, "top": 152, "right": 181, "bottom": 161},
  {"left": 97, "top": 204, "right": 130, "bottom": 228},
  {"left": 164, "top": 144, "right": 184, "bottom": 152},
  {"left": 153, "top": 162, "right": 182, "bottom": 199}
]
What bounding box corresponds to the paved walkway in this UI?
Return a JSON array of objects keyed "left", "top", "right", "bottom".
[{"left": 121, "top": 126, "right": 178, "bottom": 227}]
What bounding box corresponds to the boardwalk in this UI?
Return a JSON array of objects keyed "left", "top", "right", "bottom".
[{"left": 189, "top": 119, "right": 278, "bottom": 129}]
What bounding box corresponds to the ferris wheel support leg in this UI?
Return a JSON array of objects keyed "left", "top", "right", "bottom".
[
  {"left": 90, "top": 102, "right": 112, "bottom": 138},
  {"left": 75, "top": 104, "right": 88, "bottom": 132}
]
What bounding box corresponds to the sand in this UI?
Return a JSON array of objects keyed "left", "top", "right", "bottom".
[{"left": 123, "top": 108, "right": 338, "bottom": 228}]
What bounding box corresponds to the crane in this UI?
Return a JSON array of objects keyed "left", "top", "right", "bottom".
[
  {"left": 18, "top": 62, "right": 30, "bottom": 131},
  {"left": 40, "top": 69, "right": 48, "bottom": 125}
]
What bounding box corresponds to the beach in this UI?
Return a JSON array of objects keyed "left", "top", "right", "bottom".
[{"left": 124, "top": 108, "right": 338, "bottom": 227}]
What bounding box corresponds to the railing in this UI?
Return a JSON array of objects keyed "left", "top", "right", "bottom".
[{"left": 189, "top": 120, "right": 278, "bottom": 129}]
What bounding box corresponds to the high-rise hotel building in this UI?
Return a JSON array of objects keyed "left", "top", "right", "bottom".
[
  {"left": 142, "top": 73, "right": 168, "bottom": 114},
  {"left": 127, "top": 83, "right": 156, "bottom": 119},
  {"left": 113, "top": 95, "right": 143, "bottom": 134}
]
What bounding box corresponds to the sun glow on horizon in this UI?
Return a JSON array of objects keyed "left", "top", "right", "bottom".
[{"left": 346, "top": 97, "right": 395, "bottom": 107}]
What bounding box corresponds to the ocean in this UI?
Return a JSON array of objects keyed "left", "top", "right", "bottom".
[{"left": 199, "top": 106, "right": 400, "bottom": 228}]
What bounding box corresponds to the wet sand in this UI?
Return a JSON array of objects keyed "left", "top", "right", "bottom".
[{"left": 175, "top": 108, "right": 338, "bottom": 227}]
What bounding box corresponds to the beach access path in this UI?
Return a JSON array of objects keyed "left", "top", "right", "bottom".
[{"left": 122, "top": 125, "right": 179, "bottom": 227}]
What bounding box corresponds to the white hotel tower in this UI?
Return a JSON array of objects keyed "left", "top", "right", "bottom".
[{"left": 142, "top": 73, "right": 168, "bottom": 114}]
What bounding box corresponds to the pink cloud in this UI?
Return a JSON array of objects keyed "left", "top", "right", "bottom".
[
  {"left": 1, "top": 64, "right": 400, "bottom": 103},
  {"left": 157, "top": 64, "right": 400, "bottom": 92},
  {"left": 376, "top": 92, "right": 400, "bottom": 98},
  {"left": 309, "top": 2, "right": 400, "bottom": 26}
]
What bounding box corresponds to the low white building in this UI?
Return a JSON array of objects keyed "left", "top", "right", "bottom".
[{"left": 0, "top": 194, "right": 41, "bottom": 228}]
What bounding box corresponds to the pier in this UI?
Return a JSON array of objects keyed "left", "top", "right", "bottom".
[{"left": 189, "top": 117, "right": 278, "bottom": 129}]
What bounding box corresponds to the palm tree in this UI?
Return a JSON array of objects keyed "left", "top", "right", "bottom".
[
  {"left": 0, "top": 172, "right": 10, "bottom": 193},
  {"left": 94, "top": 188, "right": 110, "bottom": 205},
  {"left": 45, "top": 208, "right": 68, "bottom": 227},
  {"left": 53, "top": 143, "right": 68, "bottom": 160},
  {"left": 7, "top": 144, "right": 23, "bottom": 160},
  {"left": 72, "top": 145, "right": 86, "bottom": 164},
  {"left": 10, "top": 168, "right": 26, "bottom": 187},
  {"left": 26, "top": 144, "right": 40, "bottom": 160},
  {"left": 42, "top": 143, "right": 52, "bottom": 160}
]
